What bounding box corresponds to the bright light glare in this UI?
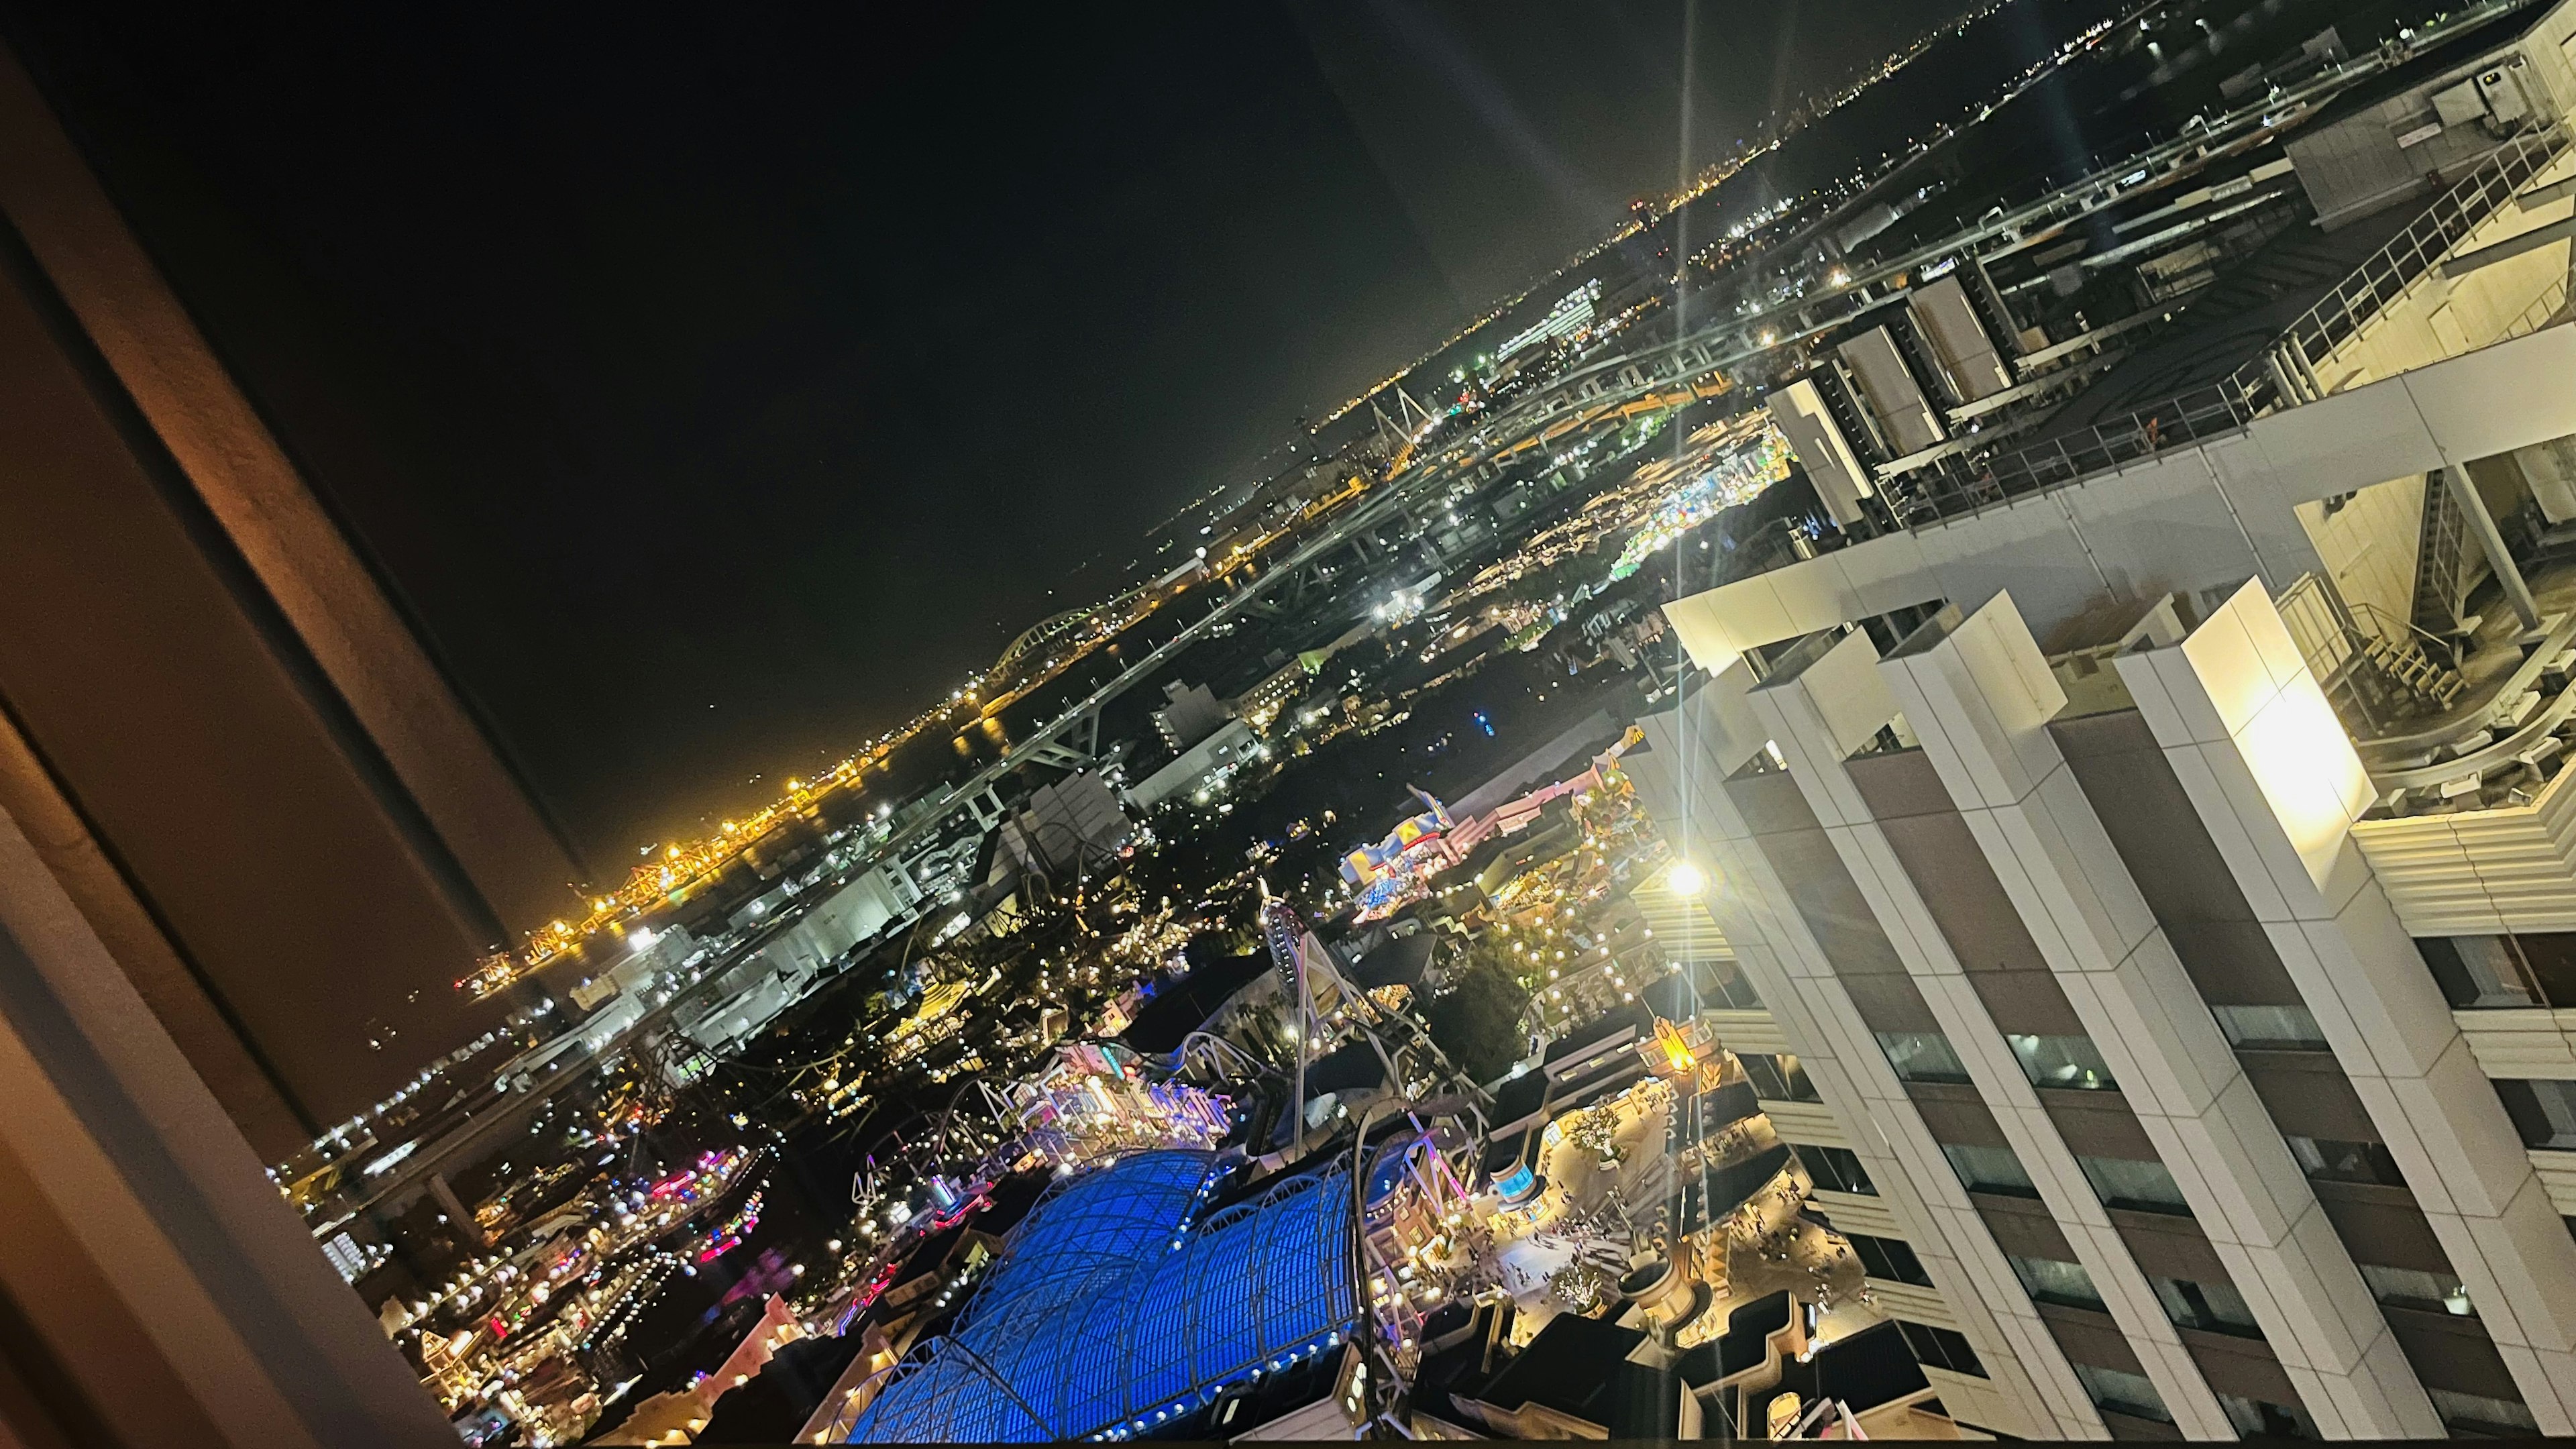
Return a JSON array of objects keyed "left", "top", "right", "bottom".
[{"left": 1666, "top": 861, "right": 1707, "bottom": 898}]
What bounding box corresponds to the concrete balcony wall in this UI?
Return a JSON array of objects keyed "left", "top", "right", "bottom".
[
  {"left": 1702, "top": 1008, "right": 1792, "bottom": 1055},
  {"left": 2532, "top": 1148, "right": 2576, "bottom": 1214},
  {"left": 1925, "top": 1364, "right": 2033, "bottom": 1438},
  {"left": 2295, "top": 474, "right": 2427, "bottom": 631},
  {"left": 1762, "top": 1099, "right": 1849, "bottom": 1148},
  {"left": 1813, "top": 1189, "right": 1911, "bottom": 1240},
  {"left": 2455, "top": 1008, "right": 2576, "bottom": 1077},
  {"left": 1870, "top": 1279, "right": 1962, "bottom": 1331},
  {"left": 2352, "top": 761, "right": 2576, "bottom": 934}
]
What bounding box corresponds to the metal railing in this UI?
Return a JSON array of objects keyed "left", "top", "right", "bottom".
[
  {"left": 1884, "top": 125, "right": 2573, "bottom": 527},
  {"left": 2504, "top": 269, "right": 2573, "bottom": 345},
  {"left": 1888, "top": 378, "right": 2265, "bottom": 519},
  {"left": 2280, "top": 125, "right": 2567, "bottom": 376},
  {"left": 2275, "top": 573, "right": 2467, "bottom": 734}
]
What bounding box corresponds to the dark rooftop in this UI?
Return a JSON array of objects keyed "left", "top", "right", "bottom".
[
  {"left": 1542, "top": 1000, "right": 1654, "bottom": 1065},
  {"left": 1349, "top": 932, "right": 1435, "bottom": 992},
  {"left": 1468, "top": 1311, "right": 1688, "bottom": 1438},
  {"left": 2032, "top": 192, "right": 2430, "bottom": 441},
  {"left": 1117, "top": 950, "right": 1271, "bottom": 1055},
  {"left": 694, "top": 1333, "right": 866, "bottom": 1444},
  {"left": 1755, "top": 1320, "right": 1933, "bottom": 1432}
]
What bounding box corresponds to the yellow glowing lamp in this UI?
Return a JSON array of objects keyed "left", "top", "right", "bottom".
[
  {"left": 1654, "top": 1018, "right": 1697, "bottom": 1074},
  {"left": 1666, "top": 861, "right": 1707, "bottom": 898}
]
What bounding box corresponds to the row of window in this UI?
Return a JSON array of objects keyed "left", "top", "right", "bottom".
[
  {"left": 1680, "top": 959, "right": 2324, "bottom": 1053},
  {"left": 1803, "top": 1099, "right": 2502, "bottom": 1425},
  {"left": 1897, "top": 1241, "right": 2477, "bottom": 1428},
  {"left": 2005, "top": 1248, "right": 2470, "bottom": 1326},
  {"left": 1699, "top": 957, "right": 2333, "bottom": 1077},
  {"left": 2069, "top": 1362, "right": 2167, "bottom": 1424},
  {"left": 2066, "top": 1363, "right": 2318, "bottom": 1436},
  {"left": 2286, "top": 1134, "right": 2406, "bottom": 1187},
  {"left": 2430, "top": 1388, "right": 2542, "bottom": 1435},
  {"left": 1878, "top": 1030, "right": 1972, "bottom": 1085},
  {"left": 1884, "top": 1014, "right": 2338, "bottom": 1092},
  {"left": 2420, "top": 932, "right": 2576, "bottom": 1011},
  {"left": 2209, "top": 1002, "right": 2328, "bottom": 1051},
  {"left": 2003, "top": 1254, "right": 2264, "bottom": 1337},
  {"left": 2496, "top": 1076, "right": 2576, "bottom": 1150},
  {"left": 1937, "top": 1140, "right": 2194, "bottom": 1216}
]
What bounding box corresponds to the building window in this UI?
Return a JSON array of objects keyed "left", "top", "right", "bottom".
[
  {"left": 2075, "top": 1155, "right": 2192, "bottom": 1214},
  {"left": 2070, "top": 1362, "right": 2171, "bottom": 1424},
  {"left": 1878, "top": 1030, "right": 1972, "bottom": 1085},
  {"left": 2286, "top": 1134, "right": 2408, "bottom": 1187},
  {"left": 2006, "top": 1254, "right": 2104, "bottom": 1310},
  {"left": 1847, "top": 1232, "right": 1931, "bottom": 1287},
  {"left": 2210, "top": 1002, "right": 2329, "bottom": 1051},
  {"left": 1740, "top": 1053, "right": 1791, "bottom": 1099},
  {"left": 2218, "top": 1393, "right": 2317, "bottom": 1438},
  {"left": 2427, "top": 1388, "right": 2540, "bottom": 1436},
  {"left": 2006, "top": 1033, "right": 2118, "bottom": 1089},
  {"left": 1688, "top": 958, "right": 1764, "bottom": 1010},
  {"left": 2419, "top": 933, "right": 2576, "bottom": 1010},
  {"left": 1941, "top": 1142, "right": 2038, "bottom": 1197},
  {"left": 2493, "top": 1077, "right": 2576, "bottom": 1150},
  {"left": 2149, "top": 1275, "right": 2262, "bottom": 1337},
  {"left": 1896, "top": 1322, "right": 1987, "bottom": 1379},
  {"left": 2356, "top": 1263, "right": 2474, "bottom": 1316},
  {"left": 1796, "top": 1144, "right": 1876, "bottom": 1195},
  {"left": 1774, "top": 1053, "right": 1820, "bottom": 1102},
  {"left": 1740, "top": 1053, "right": 1821, "bottom": 1104}
]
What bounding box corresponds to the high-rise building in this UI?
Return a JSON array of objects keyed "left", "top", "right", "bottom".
[{"left": 1627, "top": 56, "right": 2576, "bottom": 1440}]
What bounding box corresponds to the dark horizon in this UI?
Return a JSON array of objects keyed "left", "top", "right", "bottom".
[{"left": 1, "top": 0, "right": 1957, "bottom": 869}]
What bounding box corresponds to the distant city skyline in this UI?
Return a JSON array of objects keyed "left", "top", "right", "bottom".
[{"left": 4, "top": 1, "right": 1966, "bottom": 863}]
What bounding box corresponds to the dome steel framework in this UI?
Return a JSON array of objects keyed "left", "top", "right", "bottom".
[{"left": 847, "top": 1149, "right": 1360, "bottom": 1442}]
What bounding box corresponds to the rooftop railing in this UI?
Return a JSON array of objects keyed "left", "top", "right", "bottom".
[{"left": 1884, "top": 124, "right": 2572, "bottom": 527}]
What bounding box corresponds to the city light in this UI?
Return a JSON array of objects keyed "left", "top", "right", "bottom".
[{"left": 248, "top": 2, "right": 2549, "bottom": 1440}]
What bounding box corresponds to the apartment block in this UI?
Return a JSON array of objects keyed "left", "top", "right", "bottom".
[{"left": 1626, "top": 28, "right": 2576, "bottom": 1433}]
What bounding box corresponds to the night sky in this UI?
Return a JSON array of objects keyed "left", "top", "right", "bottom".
[{"left": 4, "top": 1, "right": 1951, "bottom": 867}]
